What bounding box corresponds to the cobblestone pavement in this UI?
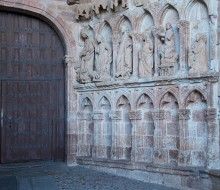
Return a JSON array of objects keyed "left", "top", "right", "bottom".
[{"left": 0, "top": 162, "right": 177, "bottom": 190}]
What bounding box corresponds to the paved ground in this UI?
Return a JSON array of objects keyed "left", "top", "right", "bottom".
[{"left": 0, "top": 162, "right": 177, "bottom": 190}]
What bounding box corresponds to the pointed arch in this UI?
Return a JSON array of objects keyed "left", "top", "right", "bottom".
[
  {"left": 160, "top": 92, "right": 179, "bottom": 109},
  {"left": 116, "top": 95, "right": 131, "bottom": 110},
  {"left": 137, "top": 10, "right": 155, "bottom": 32},
  {"left": 185, "top": 0, "right": 209, "bottom": 21},
  {"left": 97, "top": 20, "right": 113, "bottom": 38},
  {"left": 81, "top": 97, "right": 93, "bottom": 112},
  {"left": 113, "top": 15, "right": 132, "bottom": 35},
  {"left": 136, "top": 93, "right": 154, "bottom": 110},
  {"left": 185, "top": 89, "right": 207, "bottom": 109},
  {"left": 98, "top": 96, "right": 111, "bottom": 110},
  {"left": 160, "top": 3, "right": 180, "bottom": 26}
]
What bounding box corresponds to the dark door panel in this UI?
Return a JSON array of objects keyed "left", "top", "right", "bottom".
[{"left": 0, "top": 12, "right": 65, "bottom": 163}]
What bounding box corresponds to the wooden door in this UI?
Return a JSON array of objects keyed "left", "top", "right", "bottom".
[{"left": 0, "top": 12, "right": 65, "bottom": 163}]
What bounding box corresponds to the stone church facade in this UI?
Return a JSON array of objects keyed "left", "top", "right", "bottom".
[{"left": 1, "top": 0, "right": 220, "bottom": 189}]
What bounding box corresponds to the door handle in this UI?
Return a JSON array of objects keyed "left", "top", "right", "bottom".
[{"left": 1, "top": 109, "right": 3, "bottom": 128}]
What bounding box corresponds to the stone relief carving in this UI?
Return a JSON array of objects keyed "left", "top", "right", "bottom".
[
  {"left": 79, "top": 28, "right": 95, "bottom": 83},
  {"left": 115, "top": 26, "right": 133, "bottom": 79},
  {"left": 93, "top": 36, "right": 112, "bottom": 81},
  {"left": 189, "top": 33, "right": 208, "bottom": 74},
  {"left": 139, "top": 32, "right": 154, "bottom": 78},
  {"left": 158, "top": 23, "right": 178, "bottom": 76}
]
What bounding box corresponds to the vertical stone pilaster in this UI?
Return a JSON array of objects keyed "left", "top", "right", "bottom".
[
  {"left": 152, "top": 110, "right": 165, "bottom": 164},
  {"left": 206, "top": 108, "right": 219, "bottom": 169},
  {"left": 77, "top": 112, "right": 93, "bottom": 157},
  {"left": 177, "top": 20, "right": 190, "bottom": 74},
  {"left": 177, "top": 109, "right": 190, "bottom": 166},
  {"left": 112, "top": 34, "right": 119, "bottom": 80},
  {"left": 131, "top": 33, "right": 140, "bottom": 79},
  {"left": 64, "top": 55, "right": 77, "bottom": 164},
  {"left": 110, "top": 111, "right": 122, "bottom": 159},
  {"left": 129, "top": 110, "right": 142, "bottom": 161}
]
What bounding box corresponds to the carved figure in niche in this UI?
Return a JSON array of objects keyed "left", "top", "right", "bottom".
[
  {"left": 139, "top": 32, "right": 154, "bottom": 78},
  {"left": 189, "top": 34, "right": 208, "bottom": 74},
  {"left": 116, "top": 26, "right": 133, "bottom": 79},
  {"left": 186, "top": 91, "right": 207, "bottom": 109},
  {"left": 161, "top": 93, "right": 178, "bottom": 109},
  {"left": 159, "top": 23, "right": 178, "bottom": 76},
  {"left": 93, "top": 36, "right": 112, "bottom": 81},
  {"left": 79, "top": 29, "right": 95, "bottom": 83}
]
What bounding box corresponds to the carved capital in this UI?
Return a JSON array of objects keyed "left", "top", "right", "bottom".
[
  {"left": 109, "top": 111, "right": 122, "bottom": 120},
  {"left": 206, "top": 108, "right": 217, "bottom": 122},
  {"left": 93, "top": 112, "right": 104, "bottom": 120},
  {"left": 129, "top": 111, "right": 142, "bottom": 120},
  {"left": 177, "top": 20, "right": 190, "bottom": 34},
  {"left": 64, "top": 55, "right": 75, "bottom": 68},
  {"left": 77, "top": 112, "right": 92, "bottom": 120},
  {"left": 152, "top": 110, "right": 165, "bottom": 120},
  {"left": 177, "top": 109, "right": 190, "bottom": 120}
]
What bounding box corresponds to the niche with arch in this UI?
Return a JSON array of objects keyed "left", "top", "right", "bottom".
[
  {"left": 93, "top": 96, "right": 112, "bottom": 158},
  {"left": 77, "top": 97, "right": 94, "bottom": 157},
  {"left": 162, "top": 5, "right": 180, "bottom": 65},
  {"left": 115, "top": 17, "right": 133, "bottom": 79},
  {"left": 134, "top": 94, "right": 154, "bottom": 162},
  {"left": 186, "top": 90, "right": 208, "bottom": 166},
  {"left": 159, "top": 92, "right": 179, "bottom": 165},
  {"left": 187, "top": 0, "right": 210, "bottom": 73},
  {"left": 111, "top": 95, "right": 132, "bottom": 160},
  {"left": 94, "top": 21, "right": 113, "bottom": 81}
]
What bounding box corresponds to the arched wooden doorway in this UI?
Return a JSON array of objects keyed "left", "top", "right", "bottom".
[{"left": 0, "top": 11, "right": 65, "bottom": 163}]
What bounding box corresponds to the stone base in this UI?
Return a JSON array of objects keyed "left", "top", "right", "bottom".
[{"left": 76, "top": 158, "right": 212, "bottom": 190}]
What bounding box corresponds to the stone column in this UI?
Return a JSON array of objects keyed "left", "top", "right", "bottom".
[
  {"left": 206, "top": 108, "right": 219, "bottom": 169},
  {"left": 152, "top": 27, "right": 163, "bottom": 77},
  {"left": 131, "top": 33, "right": 140, "bottom": 79},
  {"left": 92, "top": 112, "right": 111, "bottom": 159},
  {"left": 177, "top": 20, "right": 190, "bottom": 74},
  {"left": 64, "top": 56, "right": 78, "bottom": 164},
  {"left": 110, "top": 111, "right": 122, "bottom": 159},
  {"left": 129, "top": 110, "right": 142, "bottom": 161},
  {"left": 77, "top": 112, "right": 93, "bottom": 157},
  {"left": 110, "top": 110, "right": 132, "bottom": 160},
  {"left": 112, "top": 34, "right": 119, "bottom": 80},
  {"left": 152, "top": 110, "right": 165, "bottom": 164},
  {"left": 177, "top": 109, "right": 190, "bottom": 166}
]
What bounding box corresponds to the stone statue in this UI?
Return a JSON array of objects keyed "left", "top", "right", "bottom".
[
  {"left": 116, "top": 26, "right": 133, "bottom": 79},
  {"left": 93, "top": 37, "right": 112, "bottom": 81},
  {"left": 79, "top": 29, "right": 95, "bottom": 83},
  {"left": 158, "top": 23, "right": 178, "bottom": 76},
  {"left": 139, "top": 32, "right": 154, "bottom": 78},
  {"left": 189, "top": 33, "right": 208, "bottom": 74}
]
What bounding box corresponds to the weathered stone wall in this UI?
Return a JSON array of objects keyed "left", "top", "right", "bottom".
[
  {"left": 1, "top": 0, "right": 220, "bottom": 189},
  {"left": 69, "top": 0, "right": 220, "bottom": 189}
]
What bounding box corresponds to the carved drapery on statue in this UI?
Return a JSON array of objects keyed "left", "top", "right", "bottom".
[
  {"left": 115, "top": 26, "right": 133, "bottom": 79},
  {"left": 158, "top": 23, "right": 178, "bottom": 76},
  {"left": 189, "top": 33, "right": 208, "bottom": 74},
  {"left": 93, "top": 37, "right": 112, "bottom": 81},
  {"left": 139, "top": 32, "right": 154, "bottom": 78},
  {"left": 79, "top": 28, "right": 95, "bottom": 83}
]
